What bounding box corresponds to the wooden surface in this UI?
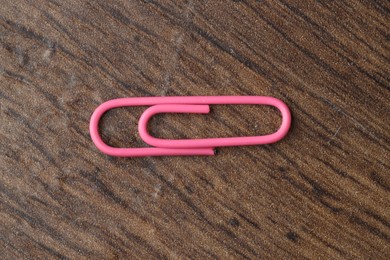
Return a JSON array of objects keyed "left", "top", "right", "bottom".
[{"left": 1, "top": 0, "right": 389, "bottom": 258}]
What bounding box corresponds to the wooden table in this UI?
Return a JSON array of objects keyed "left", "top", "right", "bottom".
[{"left": 1, "top": 0, "right": 389, "bottom": 258}]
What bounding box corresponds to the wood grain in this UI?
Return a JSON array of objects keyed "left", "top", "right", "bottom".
[{"left": 0, "top": 0, "right": 389, "bottom": 258}]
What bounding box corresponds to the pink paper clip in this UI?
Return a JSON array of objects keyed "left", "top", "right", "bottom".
[{"left": 89, "top": 96, "right": 291, "bottom": 157}]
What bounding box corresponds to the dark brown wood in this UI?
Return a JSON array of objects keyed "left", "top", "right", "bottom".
[{"left": 1, "top": 0, "right": 389, "bottom": 258}]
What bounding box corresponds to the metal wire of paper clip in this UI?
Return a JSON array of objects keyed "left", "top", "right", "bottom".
[{"left": 89, "top": 96, "right": 291, "bottom": 157}]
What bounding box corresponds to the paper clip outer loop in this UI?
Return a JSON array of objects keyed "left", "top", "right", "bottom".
[
  {"left": 138, "top": 96, "right": 291, "bottom": 149},
  {"left": 89, "top": 96, "right": 291, "bottom": 157}
]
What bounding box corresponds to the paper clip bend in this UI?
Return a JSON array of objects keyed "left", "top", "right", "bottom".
[{"left": 89, "top": 96, "right": 291, "bottom": 157}]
